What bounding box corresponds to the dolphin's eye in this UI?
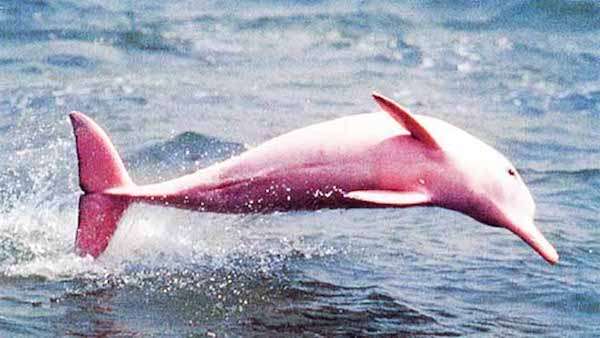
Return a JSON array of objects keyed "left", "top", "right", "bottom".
[{"left": 508, "top": 168, "right": 516, "bottom": 177}]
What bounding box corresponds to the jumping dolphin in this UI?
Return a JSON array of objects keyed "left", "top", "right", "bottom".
[{"left": 69, "top": 93, "right": 559, "bottom": 264}]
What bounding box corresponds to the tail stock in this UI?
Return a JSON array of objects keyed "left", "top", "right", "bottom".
[{"left": 69, "top": 112, "right": 134, "bottom": 258}]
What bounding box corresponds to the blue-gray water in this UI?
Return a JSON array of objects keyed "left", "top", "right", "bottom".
[{"left": 1, "top": 0, "right": 599, "bottom": 336}]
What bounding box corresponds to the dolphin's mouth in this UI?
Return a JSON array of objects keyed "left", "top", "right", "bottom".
[{"left": 505, "top": 221, "right": 559, "bottom": 265}]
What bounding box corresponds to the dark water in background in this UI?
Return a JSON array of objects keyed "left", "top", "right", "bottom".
[{"left": 0, "top": 0, "right": 599, "bottom": 336}]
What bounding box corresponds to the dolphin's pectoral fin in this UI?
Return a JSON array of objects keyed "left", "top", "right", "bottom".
[
  {"left": 371, "top": 92, "right": 439, "bottom": 149},
  {"left": 344, "top": 190, "right": 431, "bottom": 206}
]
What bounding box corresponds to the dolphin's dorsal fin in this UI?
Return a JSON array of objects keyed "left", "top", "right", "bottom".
[
  {"left": 344, "top": 190, "right": 431, "bottom": 206},
  {"left": 372, "top": 92, "right": 439, "bottom": 149}
]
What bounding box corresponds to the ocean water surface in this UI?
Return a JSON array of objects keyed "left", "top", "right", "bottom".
[{"left": 0, "top": 0, "right": 599, "bottom": 336}]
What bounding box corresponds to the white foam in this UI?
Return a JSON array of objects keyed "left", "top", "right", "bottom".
[{"left": 104, "top": 203, "right": 248, "bottom": 260}]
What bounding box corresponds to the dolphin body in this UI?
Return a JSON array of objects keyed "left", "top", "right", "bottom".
[{"left": 69, "top": 93, "right": 558, "bottom": 264}]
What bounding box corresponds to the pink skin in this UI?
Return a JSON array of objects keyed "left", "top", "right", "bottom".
[{"left": 69, "top": 93, "right": 558, "bottom": 264}]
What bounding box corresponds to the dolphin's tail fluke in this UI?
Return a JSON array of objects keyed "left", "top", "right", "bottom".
[
  {"left": 75, "top": 193, "right": 130, "bottom": 257},
  {"left": 69, "top": 112, "right": 134, "bottom": 257}
]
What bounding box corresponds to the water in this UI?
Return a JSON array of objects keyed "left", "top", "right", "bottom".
[{"left": 0, "top": 0, "right": 599, "bottom": 335}]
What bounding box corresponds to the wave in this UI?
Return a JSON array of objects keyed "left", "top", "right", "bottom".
[
  {"left": 521, "top": 167, "right": 600, "bottom": 190},
  {"left": 0, "top": 1, "right": 190, "bottom": 55},
  {"left": 235, "top": 11, "right": 411, "bottom": 34},
  {"left": 244, "top": 279, "right": 460, "bottom": 336},
  {"left": 527, "top": 167, "right": 600, "bottom": 178},
  {"left": 550, "top": 91, "right": 600, "bottom": 114},
  {"left": 129, "top": 131, "right": 245, "bottom": 164},
  {"left": 0, "top": 27, "right": 190, "bottom": 55},
  {"left": 126, "top": 131, "right": 246, "bottom": 182},
  {"left": 444, "top": 0, "right": 600, "bottom": 32}
]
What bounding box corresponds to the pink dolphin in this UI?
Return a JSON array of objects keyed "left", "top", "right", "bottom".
[{"left": 69, "top": 93, "right": 558, "bottom": 264}]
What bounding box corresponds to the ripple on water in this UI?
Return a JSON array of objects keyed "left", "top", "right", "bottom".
[{"left": 242, "top": 278, "right": 461, "bottom": 336}]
